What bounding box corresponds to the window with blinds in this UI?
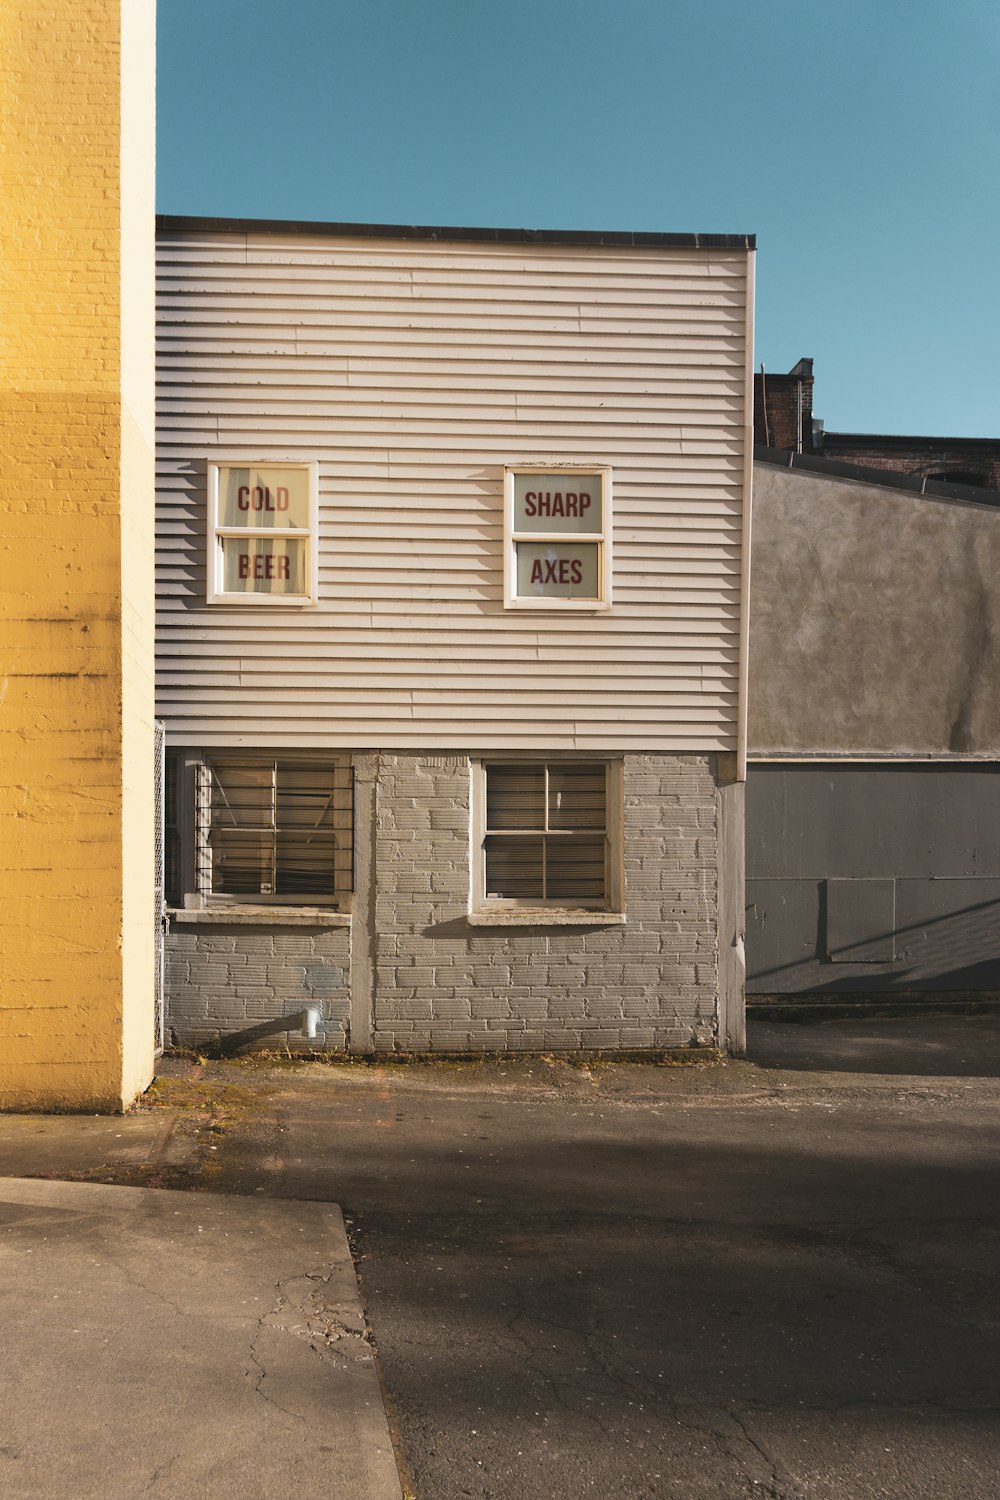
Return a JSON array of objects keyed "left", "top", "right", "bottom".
[
  {"left": 481, "top": 762, "right": 611, "bottom": 905},
  {"left": 198, "top": 757, "right": 352, "bottom": 904}
]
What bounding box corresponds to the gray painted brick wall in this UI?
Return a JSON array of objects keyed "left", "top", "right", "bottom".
[
  {"left": 166, "top": 926, "right": 350, "bottom": 1050},
  {"left": 165, "top": 752, "right": 722, "bottom": 1052},
  {"left": 371, "top": 753, "right": 719, "bottom": 1052}
]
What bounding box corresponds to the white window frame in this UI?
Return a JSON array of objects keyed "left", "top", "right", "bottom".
[
  {"left": 207, "top": 459, "right": 319, "bottom": 607},
  {"left": 503, "top": 464, "right": 612, "bottom": 612},
  {"left": 471, "top": 758, "right": 624, "bottom": 916}
]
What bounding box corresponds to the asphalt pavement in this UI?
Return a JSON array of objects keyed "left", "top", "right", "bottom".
[{"left": 1, "top": 1015, "right": 999, "bottom": 1499}]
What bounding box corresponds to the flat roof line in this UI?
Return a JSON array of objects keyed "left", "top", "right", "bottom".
[
  {"left": 824, "top": 431, "right": 1000, "bottom": 447},
  {"left": 754, "top": 446, "right": 1000, "bottom": 507},
  {"left": 155, "top": 214, "right": 755, "bottom": 251}
]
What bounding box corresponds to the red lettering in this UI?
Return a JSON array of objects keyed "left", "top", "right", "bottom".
[
  {"left": 544, "top": 559, "right": 559, "bottom": 583},
  {"left": 557, "top": 560, "right": 569, "bottom": 583},
  {"left": 276, "top": 487, "right": 289, "bottom": 511},
  {"left": 530, "top": 559, "right": 544, "bottom": 584},
  {"left": 252, "top": 486, "right": 265, "bottom": 511},
  {"left": 522, "top": 489, "right": 592, "bottom": 521},
  {"left": 570, "top": 559, "right": 583, "bottom": 584},
  {"left": 237, "top": 486, "right": 250, "bottom": 510},
  {"left": 238, "top": 553, "right": 250, "bottom": 579},
  {"left": 254, "top": 555, "right": 265, "bottom": 578},
  {"left": 278, "top": 555, "right": 290, "bottom": 579}
]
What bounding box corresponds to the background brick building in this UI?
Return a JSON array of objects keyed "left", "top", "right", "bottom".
[{"left": 755, "top": 358, "right": 1000, "bottom": 493}]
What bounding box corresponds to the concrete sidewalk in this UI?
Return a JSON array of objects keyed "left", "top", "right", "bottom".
[{"left": 0, "top": 1178, "right": 403, "bottom": 1500}]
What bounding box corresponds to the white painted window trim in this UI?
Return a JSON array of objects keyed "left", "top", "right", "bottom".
[
  {"left": 503, "top": 464, "right": 612, "bottom": 612},
  {"left": 206, "top": 459, "right": 319, "bottom": 607},
  {"left": 470, "top": 758, "right": 624, "bottom": 920}
]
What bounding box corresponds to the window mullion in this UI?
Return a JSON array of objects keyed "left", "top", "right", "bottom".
[
  {"left": 271, "top": 761, "right": 278, "bottom": 894},
  {"left": 542, "top": 763, "right": 549, "bottom": 899},
  {"left": 195, "top": 761, "right": 212, "bottom": 900}
]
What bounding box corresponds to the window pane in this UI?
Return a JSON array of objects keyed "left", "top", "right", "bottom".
[
  {"left": 204, "top": 757, "right": 350, "bottom": 901},
  {"left": 275, "top": 831, "right": 336, "bottom": 895},
  {"left": 513, "top": 473, "right": 603, "bottom": 533},
  {"left": 546, "top": 836, "right": 606, "bottom": 902},
  {"left": 212, "top": 828, "right": 274, "bottom": 895},
  {"left": 275, "top": 763, "right": 337, "bottom": 895},
  {"left": 548, "top": 765, "right": 606, "bottom": 830},
  {"left": 221, "top": 536, "right": 308, "bottom": 595},
  {"left": 515, "top": 542, "right": 600, "bottom": 600},
  {"left": 486, "top": 765, "right": 544, "bottom": 830},
  {"left": 211, "top": 764, "right": 271, "bottom": 828},
  {"left": 485, "top": 835, "right": 544, "bottom": 900},
  {"left": 276, "top": 765, "right": 336, "bottom": 827},
  {"left": 164, "top": 756, "right": 180, "bottom": 907},
  {"left": 218, "top": 465, "right": 311, "bottom": 529}
]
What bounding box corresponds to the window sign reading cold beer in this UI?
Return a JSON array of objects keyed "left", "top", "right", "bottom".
[
  {"left": 219, "top": 465, "right": 310, "bottom": 530},
  {"left": 505, "top": 467, "right": 611, "bottom": 610},
  {"left": 208, "top": 462, "right": 318, "bottom": 606}
]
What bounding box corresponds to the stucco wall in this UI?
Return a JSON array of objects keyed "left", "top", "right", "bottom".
[
  {"left": 119, "top": 0, "right": 158, "bottom": 1105},
  {"left": 749, "top": 462, "right": 1000, "bottom": 756},
  {"left": 0, "top": 0, "right": 156, "bottom": 1110}
]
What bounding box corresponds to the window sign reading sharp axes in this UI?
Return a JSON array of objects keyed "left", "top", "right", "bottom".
[{"left": 505, "top": 467, "right": 611, "bottom": 609}]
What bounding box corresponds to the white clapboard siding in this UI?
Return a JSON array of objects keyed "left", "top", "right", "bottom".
[{"left": 156, "top": 224, "right": 752, "bottom": 750}]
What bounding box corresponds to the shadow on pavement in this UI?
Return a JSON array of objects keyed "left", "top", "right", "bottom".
[{"left": 747, "top": 1012, "right": 1000, "bottom": 1077}]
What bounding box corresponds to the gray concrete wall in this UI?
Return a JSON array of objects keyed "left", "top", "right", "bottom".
[
  {"left": 747, "top": 764, "right": 1000, "bottom": 994},
  {"left": 165, "top": 752, "right": 731, "bottom": 1052},
  {"left": 750, "top": 462, "right": 1000, "bottom": 755}
]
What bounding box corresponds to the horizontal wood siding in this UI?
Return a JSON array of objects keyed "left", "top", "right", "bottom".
[{"left": 156, "top": 229, "right": 750, "bottom": 750}]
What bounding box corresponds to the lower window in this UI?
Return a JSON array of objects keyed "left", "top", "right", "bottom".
[
  {"left": 165, "top": 753, "right": 353, "bottom": 907},
  {"left": 474, "top": 760, "right": 622, "bottom": 911}
]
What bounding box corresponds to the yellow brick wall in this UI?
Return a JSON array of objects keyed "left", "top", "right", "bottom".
[{"left": 0, "top": 0, "right": 156, "bottom": 1110}]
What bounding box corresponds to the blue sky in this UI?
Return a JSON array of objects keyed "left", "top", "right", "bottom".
[{"left": 157, "top": 0, "right": 999, "bottom": 437}]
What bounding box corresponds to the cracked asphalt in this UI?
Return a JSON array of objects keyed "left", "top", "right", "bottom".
[{"left": 146, "top": 1016, "right": 1000, "bottom": 1500}]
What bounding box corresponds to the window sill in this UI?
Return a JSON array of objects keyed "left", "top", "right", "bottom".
[
  {"left": 168, "top": 907, "right": 351, "bottom": 928},
  {"left": 467, "top": 910, "right": 626, "bottom": 928}
]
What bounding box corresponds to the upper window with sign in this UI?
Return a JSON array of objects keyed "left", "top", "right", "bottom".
[
  {"left": 207, "top": 462, "right": 318, "bottom": 606},
  {"left": 504, "top": 467, "right": 611, "bottom": 611}
]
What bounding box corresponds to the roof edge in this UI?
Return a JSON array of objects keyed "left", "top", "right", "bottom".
[
  {"left": 754, "top": 446, "right": 1000, "bottom": 508},
  {"left": 823, "top": 431, "right": 1000, "bottom": 449},
  {"left": 155, "top": 213, "right": 755, "bottom": 251}
]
